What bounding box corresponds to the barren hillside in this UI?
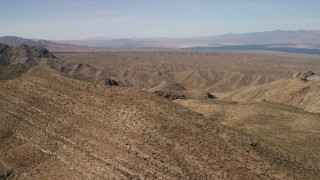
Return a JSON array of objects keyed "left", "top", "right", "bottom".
[
  {"left": 224, "top": 77, "right": 320, "bottom": 113},
  {"left": 55, "top": 51, "right": 320, "bottom": 98},
  {"left": 1, "top": 43, "right": 320, "bottom": 179},
  {"left": 175, "top": 99, "right": 320, "bottom": 179},
  {"left": 0, "top": 63, "right": 295, "bottom": 179}
]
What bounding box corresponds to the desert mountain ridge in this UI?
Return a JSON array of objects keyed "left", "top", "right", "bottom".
[
  {"left": 58, "top": 30, "right": 320, "bottom": 49},
  {"left": 0, "top": 43, "right": 121, "bottom": 87},
  {"left": 0, "top": 36, "right": 89, "bottom": 52},
  {"left": 60, "top": 29, "right": 320, "bottom": 44},
  {"left": 0, "top": 43, "right": 55, "bottom": 64},
  {"left": 0, "top": 43, "right": 56, "bottom": 80}
]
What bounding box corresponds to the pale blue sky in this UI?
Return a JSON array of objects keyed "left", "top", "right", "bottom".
[{"left": 1, "top": 0, "right": 320, "bottom": 40}]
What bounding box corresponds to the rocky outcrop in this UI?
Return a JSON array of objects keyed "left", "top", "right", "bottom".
[
  {"left": 14, "top": 44, "right": 55, "bottom": 59},
  {"left": 207, "top": 92, "right": 217, "bottom": 99},
  {"left": 0, "top": 43, "right": 11, "bottom": 66},
  {"left": 293, "top": 71, "right": 320, "bottom": 82},
  {"left": 0, "top": 43, "right": 8, "bottom": 53},
  {"left": 0, "top": 43, "right": 55, "bottom": 66},
  {"left": 0, "top": 43, "right": 56, "bottom": 80},
  {"left": 155, "top": 91, "right": 186, "bottom": 100},
  {"left": 105, "top": 79, "right": 119, "bottom": 86}
]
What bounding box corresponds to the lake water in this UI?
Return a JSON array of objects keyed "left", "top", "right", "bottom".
[{"left": 185, "top": 45, "right": 320, "bottom": 55}]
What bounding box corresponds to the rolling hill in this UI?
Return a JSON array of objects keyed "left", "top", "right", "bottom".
[{"left": 54, "top": 50, "right": 320, "bottom": 100}]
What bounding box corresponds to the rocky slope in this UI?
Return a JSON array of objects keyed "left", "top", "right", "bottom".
[
  {"left": 0, "top": 63, "right": 295, "bottom": 179},
  {"left": 55, "top": 51, "right": 320, "bottom": 99},
  {"left": 0, "top": 43, "right": 55, "bottom": 80},
  {"left": 48, "top": 60, "right": 120, "bottom": 86},
  {"left": 175, "top": 98, "right": 320, "bottom": 179},
  {"left": 0, "top": 43, "right": 55, "bottom": 66},
  {"left": 1, "top": 44, "right": 319, "bottom": 179},
  {"left": 224, "top": 74, "right": 320, "bottom": 113},
  {"left": 0, "top": 43, "right": 118, "bottom": 85}
]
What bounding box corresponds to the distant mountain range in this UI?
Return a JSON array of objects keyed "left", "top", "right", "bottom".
[
  {"left": 57, "top": 38, "right": 159, "bottom": 48},
  {"left": 1, "top": 30, "right": 320, "bottom": 51},
  {"left": 55, "top": 30, "right": 320, "bottom": 48},
  {"left": 181, "top": 30, "right": 320, "bottom": 45}
]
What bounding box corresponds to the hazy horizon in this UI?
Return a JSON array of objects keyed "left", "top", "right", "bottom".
[{"left": 1, "top": 0, "right": 320, "bottom": 40}]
